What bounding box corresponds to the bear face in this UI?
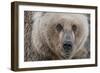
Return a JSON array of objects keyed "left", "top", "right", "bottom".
[{"left": 31, "top": 12, "right": 89, "bottom": 60}]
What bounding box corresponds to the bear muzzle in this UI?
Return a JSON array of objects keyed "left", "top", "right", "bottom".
[{"left": 63, "top": 41, "right": 73, "bottom": 52}]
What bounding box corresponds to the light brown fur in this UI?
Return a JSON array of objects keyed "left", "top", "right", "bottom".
[{"left": 24, "top": 12, "right": 90, "bottom": 61}]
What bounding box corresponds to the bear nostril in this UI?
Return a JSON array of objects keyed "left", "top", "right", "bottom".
[{"left": 63, "top": 41, "right": 72, "bottom": 51}]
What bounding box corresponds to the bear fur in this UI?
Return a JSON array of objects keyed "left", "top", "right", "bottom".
[{"left": 24, "top": 12, "right": 90, "bottom": 61}]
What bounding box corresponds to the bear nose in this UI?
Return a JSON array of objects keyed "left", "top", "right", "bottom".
[{"left": 63, "top": 41, "right": 73, "bottom": 51}]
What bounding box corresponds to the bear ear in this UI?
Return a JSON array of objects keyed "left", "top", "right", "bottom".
[{"left": 32, "top": 12, "right": 46, "bottom": 21}]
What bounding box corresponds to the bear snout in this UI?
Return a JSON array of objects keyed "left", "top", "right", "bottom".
[{"left": 63, "top": 41, "right": 73, "bottom": 52}]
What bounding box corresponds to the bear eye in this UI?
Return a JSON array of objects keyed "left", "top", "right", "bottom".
[
  {"left": 56, "top": 24, "right": 63, "bottom": 32},
  {"left": 72, "top": 25, "right": 77, "bottom": 31}
]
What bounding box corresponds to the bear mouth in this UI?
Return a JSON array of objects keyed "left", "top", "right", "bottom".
[{"left": 63, "top": 49, "right": 72, "bottom": 59}]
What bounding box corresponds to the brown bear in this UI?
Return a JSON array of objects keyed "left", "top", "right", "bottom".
[{"left": 24, "top": 12, "right": 90, "bottom": 61}]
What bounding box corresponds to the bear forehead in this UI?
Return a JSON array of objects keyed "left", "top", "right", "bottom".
[
  {"left": 40, "top": 13, "right": 88, "bottom": 31},
  {"left": 43, "top": 13, "right": 88, "bottom": 24}
]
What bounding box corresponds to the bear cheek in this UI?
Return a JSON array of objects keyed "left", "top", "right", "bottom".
[
  {"left": 53, "top": 33, "right": 60, "bottom": 46},
  {"left": 75, "top": 29, "right": 83, "bottom": 46},
  {"left": 53, "top": 33, "right": 62, "bottom": 50},
  {"left": 47, "top": 30, "right": 59, "bottom": 49}
]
